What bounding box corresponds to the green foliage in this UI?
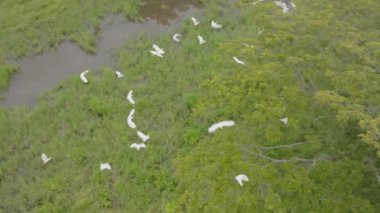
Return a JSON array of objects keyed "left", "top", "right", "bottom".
[
  {"left": 1, "top": 0, "right": 380, "bottom": 212},
  {"left": 0, "top": 64, "right": 18, "bottom": 89}
]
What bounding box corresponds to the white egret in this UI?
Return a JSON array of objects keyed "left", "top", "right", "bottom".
[
  {"left": 233, "top": 56, "right": 245, "bottom": 65},
  {"left": 130, "top": 143, "right": 146, "bottom": 150},
  {"left": 80, "top": 70, "right": 90, "bottom": 84},
  {"left": 275, "top": 1, "right": 290, "bottom": 13},
  {"left": 127, "top": 109, "right": 136, "bottom": 129},
  {"left": 208, "top": 120, "right": 235, "bottom": 133},
  {"left": 172, "top": 33, "right": 182, "bottom": 42},
  {"left": 197, "top": 35, "right": 206, "bottom": 45},
  {"left": 137, "top": 131, "right": 150, "bottom": 142},
  {"left": 100, "top": 163, "right": 112, "bottom": 171},
  {"left": 235, "top": 174, "right": 249, "bottom": 186},
  {"left": 127, "top": 90, "right": 135, "bottom": 105},
  {"left": 150, "top": 50, "right": 163, "bottom": 58},
  {"left": 243, "top": 43, "right": 255, "bottom": 48},
  {"left": 41, "top": 153, "right": 52, "bottom": 164},
  {"left": 152, "top": 44, "right": 165, "bottom": 54},
  {"left": 115, "top": 70, "right": 124, "bottom": 79},
  {"left": 211, "top": 20, "right": 223, "bottom": 29},
  {"left": 258, "top": 28, "right": 264, "bottom": 35},
  {"left": 191, "top": 16, "right": 199, "bottom": 26},
  {"left": 280, "top": 117, "right": 288, "bottom": 124}
]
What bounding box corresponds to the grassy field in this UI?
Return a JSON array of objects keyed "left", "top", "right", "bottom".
[
  {"left": 0, "top": 0, "right": 142, "bottom": 89},
  {"left": 1, "top": 0, "right": 380, "bottom": 212}
]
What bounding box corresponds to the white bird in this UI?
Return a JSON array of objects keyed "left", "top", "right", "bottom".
[
  {"left": 152, "top": 44, "right": 165, "bottom": 54},
  {"left": 280, "top": 117, "right": 288, "bottom": 124},
  {"left": 275, "top": 1, "right": 290, "bottom": 13},
  {"left": 208, "top": 120, "right": 235, "bottom": 133},
  {"left": 243, "top": 43, "right": 255, "bottom": 48},
  {"left": 127, "top": 90, "right": 135, "bottom": 105},
  {"left": 150, "top": 50, "right": 163, "bottom": 58},
  {"left": 127, "top": 109, "right": 136, "bottom": 129},
  {"left": 235, "top": 174, "right": 249, "bottom": 186},
  {"left": 211, "top": 20, "right": 222, "bottom": 29},
  {"left": 100, "top": 163, "right": 112, "bottom": 171},
  {"left": 258, "top": 28, "right": 264, "bottom": 35},
  {"left": 115, "top": 70, "right": 124, "bottom": 79},
  {"left": 130, "top": 143, "right": 146, "bottom": 150},
  {"left": 233, "top": 56, "right": 245, "bottom": 65},
  {"left": 197, "top": 35, "right": 206, "bottom": 45},
  {"left": 41, "top": 153, "right": 52, "bottom": 164},
  {"left": 172, "top": 33, "right": 182, "bottom": 42},
  {"left": 191, "top": 16, "right": 199, "bottom": 26},
  {"left": 80, "top": 70, "right": 90, "bottom": 84},
  {"left": 137, "top": 131, "right": 150, "bottom": 142}
]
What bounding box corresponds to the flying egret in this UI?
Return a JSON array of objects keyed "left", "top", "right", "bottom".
[
  {"left": 208, "top": 120, "right": 235, "bottom": 133},
  {"left": 130, "top": 143, "right": 146, "bottom": 150},
  {"left": 80, "top": 70, "right": 90, "bottom": 84},
  {"left": 100, "top": 163, "right": 112, "bottom": 171},
  {"left": 235, "top": 174, "right": 249, "bottom": 186},
  {"left": 280, "top": 117, "right": 288, "bottom": 124},
  {"left": 172, "top": 33, "right": 182, "bottom": 42},
  {"left": 127, "top": 109, "right": 136, "bottom": 129},
  {"left": 137, "top": 131, "right": 150, "bottom": 142},
  {"left": 150, "top": 50, "right": 163, "bottom": 58},
  {"left": 115, "top": 70, "right": 124, "bottom": 79},
  {"left": 233, "top": 56, "right": 245, "bottom": 65},
  {"left": 191, "top": 16, "right": 199, "bottom": 26},
  {"left": 258, "top": 28, "right": 264, "bottom": 35},
  {"left": 152, "top": 44, "right": 165, "bottom": 54},
  {"left": 41, "top": 153, "right": 52, "bottom": 164},
  {"left": 275, "top": 1, "right": 290, "bottom": 13},
  {"left": 127, "top": 90, "right": 135, "bottom": 105},
  {"left": 211, "top": 20, "right": 222, "bottom": 29},
  {"left": 198, "top": 35, "right": 206, "bottom": 45}
]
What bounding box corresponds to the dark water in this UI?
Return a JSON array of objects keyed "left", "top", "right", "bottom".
[{"left": 2, "top": 0, "right": 201, "bottom": 107}]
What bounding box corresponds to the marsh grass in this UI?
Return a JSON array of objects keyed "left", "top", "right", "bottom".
[
  {"left": 0, "top": 0, "right": 380, "bottom": 212},
  {"left": 0, "top": 0, "right": 143, "bottom": 89}
]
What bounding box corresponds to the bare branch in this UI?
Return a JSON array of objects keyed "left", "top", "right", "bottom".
[
  {"left": 369, "top": 158, "right": 380, "bottom": 186},
  {"left": 258, "top": 142, "right": 306, "bottom": 151},
  {"left": 252, "top": 151, "right": 331, "bottom": 164},
  {"left": 251, "top": 0, "right": 266, "bottom": 6}
]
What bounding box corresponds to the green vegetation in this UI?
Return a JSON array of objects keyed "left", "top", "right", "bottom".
[
  {"left": 1, "top": 0, "right": 380, "bottom": 212},
  {"left": 0, "top": 0, "right": 143, "bottom": 89}
]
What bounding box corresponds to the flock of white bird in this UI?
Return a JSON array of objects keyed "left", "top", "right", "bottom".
[{"left": 42, "top": 4, "right": 292, "bottom": 186}]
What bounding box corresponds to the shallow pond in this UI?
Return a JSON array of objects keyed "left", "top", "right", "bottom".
[{"left": 2, "top": 0, "right": 202, "bottom": 106}]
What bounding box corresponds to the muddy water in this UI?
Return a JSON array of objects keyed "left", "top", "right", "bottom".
[{"left": 2, "top": 0, "right": 202, "bottom": 107}]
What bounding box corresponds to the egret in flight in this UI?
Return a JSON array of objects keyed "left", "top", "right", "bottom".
[
  {"left": 137, "top": 131, "right": 150, "bottom": 142},
  {"left": 233, "top": 56, "right": 245, "bottom": 65},
  {"left": 235, "top": 174, "right": 249, "bottom": 186},
  {"left": 191, "top": 16, "right": 199, "bottom": 26},
  {"left": 150, "top": 50, "right": 163, "bottom": 58},
  {"left": 127, "top": 109, "right": 137, "bottom": 129},
  {"left": 152, "top": 44, "right": 165, "bottom": 54},
  {"left": 127, "top": 90, "right": 135, "bottom": 105},
  {"left": 172, "top": 33, "right": 182, "bottom": 42},
  {"left": 100, "top": 163, "right": 112, "bottom": 171},
  {"left": 130, "top": 143, "right": 146, "bottom": 150},
  {"left": 41, "top": 153, "right": 52, "bottom": 164},
  {"left": 115, "top": 70, "right": 124, "bottom": 79},
  {"left": 211, "top": 20, "right": 222, "bottom": 29},
  {"left": 198, "top": 35, "right": 206, "bottom": 45},
  {"left": 80, "top": 70, "right": 90, "bottom": 84},
  {"left": 208, "top": 120, "right": 235, "bottom": 133},
  {"left": 280, "top": 117, "right": 288, "bottom": 124}
]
